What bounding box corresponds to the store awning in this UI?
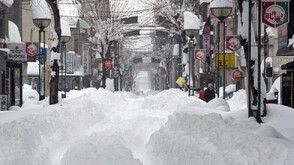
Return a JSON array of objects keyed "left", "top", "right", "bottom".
[
  {"left": 276, "top": 46, "right": 294, "bottom": 56},
  {"left": 0, "top": 48, "right": 9, "bottom": 56},
  {"left": 281, "top": 61, "right": 294, "bottom": 70}
]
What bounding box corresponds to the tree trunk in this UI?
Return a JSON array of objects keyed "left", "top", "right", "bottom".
[
  {"left": 46, "top": 0, "right": 61, "bottom": 52},
  {"left": 49, "top": 60, "right": 59, "bottom": 104}
]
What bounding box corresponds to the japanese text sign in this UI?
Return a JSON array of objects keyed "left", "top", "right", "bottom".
[{"left": 262, "top": 1, "right": 289, "bottom": 28}]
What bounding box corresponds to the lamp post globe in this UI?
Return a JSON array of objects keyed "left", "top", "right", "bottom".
[
  {"left": 60, "top": 35, "right": 71, "bottom": 44},
  {"left": 210, "top": 0, "right": 232, "bottom": 21},
  {"left": 184, "top": 29, "right": 199, "bottom": 39},
  {"left": 32, "top": 18, "right": 51, "bottom": 30}
]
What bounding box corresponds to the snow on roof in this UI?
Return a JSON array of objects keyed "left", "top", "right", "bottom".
[
  {"left": 8, "top": 20, "right": 21, "bottom": 43},
  {"left": 210, "top": 0, "right": 232, "bottom": 8},
  {"left": 58, "top": 0, "right": 80, "bottom": 28},
  {"left": 0, "top": 0, "right": 13, "bottom": 8},
  {"left": 31, "top": 0, "right": 51, "bottom": 20},
  {"left": 61, "top": 19, "right": 71, "bottom": 37},
  {"left": 183, "top": 11, "right": 201, "bottom": 31}
]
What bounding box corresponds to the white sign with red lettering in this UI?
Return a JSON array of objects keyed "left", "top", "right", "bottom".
[{"left": 232, "top": 69, "right": 244, "bottom": 81}]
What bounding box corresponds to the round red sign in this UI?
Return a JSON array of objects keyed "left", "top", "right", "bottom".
[{"left": 232, "top": 69, "right": 243, "bottom": 81}]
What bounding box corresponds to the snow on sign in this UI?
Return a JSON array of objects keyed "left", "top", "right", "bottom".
[
  {"left": 26, "top": 42, "right": 38, "bottom": 62},
  {"left": 262, "top": 1, "right": 289, "bottom": 28},
  {"left": 105, "top": 61, "right": 112, "bottom": 71},
  {"left": 6, "top": 43, "right": 26, "bottom": 61},
  {"left": 232, "top": 69, "right": 243, "bottom": 81},
  {"left": 226, "top": 35, "right": 241, "bottom": 52},
  {"left": 194, "top": 49, "right": 206, "bottom": 61}
]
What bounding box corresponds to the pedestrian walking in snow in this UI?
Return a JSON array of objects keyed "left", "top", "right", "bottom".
[{"left": 204, "top": 83, "right": 215, "bottom": 102}]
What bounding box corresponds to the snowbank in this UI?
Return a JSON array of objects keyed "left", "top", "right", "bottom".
[{"left": 146, "top": 113, "right": 294, "bottom": 165}]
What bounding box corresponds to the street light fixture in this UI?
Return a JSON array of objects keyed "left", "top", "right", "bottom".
[
  {"left": 184, "top": 11, "right": 200, "bottom": 96},
  {"left": 33, "top": 18, "right": 51, "bottom": 101},
  {"left": 210, "top": 0, "right": 232, "bottom": 99}
]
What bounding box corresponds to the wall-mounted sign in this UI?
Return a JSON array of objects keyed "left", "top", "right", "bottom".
[
  {"left": 226, "top": 35, "right": 241, "bottom": 52},
  {"left": 26, "top": 42, "right": 38, "bottom": 62},
  {"left": 0, "top": 95, "right": 7, "bottom": 111},
  {"left": 202, "top": 25, "right": 211, "bottom": 57},
  {"left": 216, "top": 53, "right": 235, "bottom": 69},
  {"left": 6, "top": 43, "right": 26, "bottom": 61},
  {"left": 82, "top": 44, "right": 90, "bottom": 75},
  {"left": 262, "top": 1, "right": 289, "bottom": 28},
  {"left": 231, "top": 69, "right": 244, "bottom": 81},
  {"left": 194, "top": 49, "right": 206, "bottom": 61},
  {"left": 36, "top": 47, "right": 47, "bottom": 63}
]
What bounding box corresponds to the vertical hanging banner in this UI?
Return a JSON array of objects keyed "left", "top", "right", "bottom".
[
  {"left": 26, "top": 42, "right": 38, "bottom": 62},
  {"left": 105, "top": 61, "right": 112, "bottom": 71},
  {"left": 194, "top": 49, "right": 206, "bottom": 61},
  {"left": 202, "top": 25, "right": 211, "bottom": 57},
  {"left": 226, "top": 35, "right": 241, "bottom": 52},
  {"left": 82, "top": 44, "right": 90, "bottom": 75},
  {"left": 262, "top": 1, "right": 289, "bottom": 28}
]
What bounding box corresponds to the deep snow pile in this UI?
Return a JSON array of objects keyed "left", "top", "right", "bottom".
[{"left": 0, "top": 87, "right": 294, "bottom": 165}]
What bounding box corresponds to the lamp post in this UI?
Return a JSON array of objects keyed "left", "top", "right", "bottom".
[
  {"left": 173, "top": 44, "right": 180, "bottom": 88},
  {"left": 60, "top": 35, "right": 71, "bottom": 98},
  {"left": 210, "top": 0, "right": 232, "bottom": 99},
  {"left": 184, "top": 11, "right": 200, "bottom": 96},
  {"left": 32, "top": 18, "right": 51, "bottom": 101}
]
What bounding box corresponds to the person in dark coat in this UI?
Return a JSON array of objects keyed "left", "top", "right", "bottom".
[{"left": 204, "top": 83, "right": 216, "bottom": 102}]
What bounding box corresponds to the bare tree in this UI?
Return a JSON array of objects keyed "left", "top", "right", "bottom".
[{"left": 76, "top": 0, "right": 133, "bottom": 88}]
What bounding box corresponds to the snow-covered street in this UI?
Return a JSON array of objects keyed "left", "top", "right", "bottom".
[{"left": 1, "top": 88, "right": 294, "bottom": 165}]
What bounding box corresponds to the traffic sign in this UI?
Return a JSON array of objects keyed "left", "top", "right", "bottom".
[
  {"left": 262, "top": 1, "right": 289, "bottom": 28},
  {"left": 113, "top": 66, "right": 118, "bottom": 71},
  {"left": 105, "top": 61, "right": 112, "bottom": 70}
]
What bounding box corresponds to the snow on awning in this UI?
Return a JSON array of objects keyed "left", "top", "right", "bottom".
[
  {"left": 31, "top": 0, "right": 51, "bottom": 20},
  {"left": 61, "top": 19, "right": 71, "bottom": 37},
  {"left": 183, "top": 11, "right": 201, "bottom": 31},
  {"left": 0, "top": 48, "right": 9, "bottom": 56},
  {"left": 27, "top": 61, "right": 39, "bottom": 76},
  {"left": 0, "top": 0, "right": 14, "bottom": 9},
  {"left": 8, "top": 21, "right": 21, "bottom": 43}
]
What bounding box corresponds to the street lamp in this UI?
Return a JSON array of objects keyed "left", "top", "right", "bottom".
[
  {"left": 184, "top": 11, "right": 200, "bottom": 96},
  {"left": 173, "top": 44, "right": 180, "bottom": 88},
  {"left": 31, "top": 0, "right": 52, "bottom": 101},
  {"left": 60, "top": 20, "right": 71, "bottom": 98},
  {"left": 210, "top": 0, "right": 232, "bottom": 99},
  {"left": 33, "top": 18, "right": 51, "bottom": 101}
]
